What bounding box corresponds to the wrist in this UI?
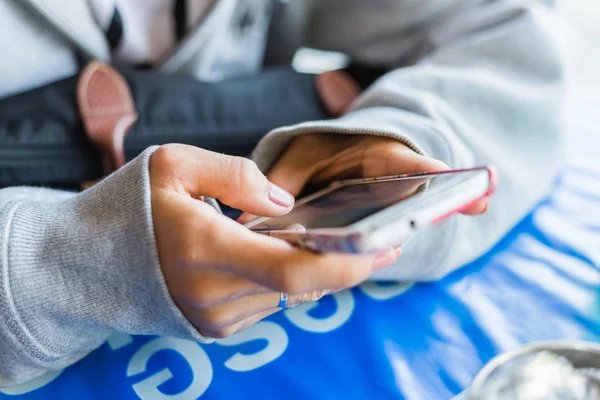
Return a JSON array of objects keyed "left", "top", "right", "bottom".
[{"left": 1, "top": 148, "right": 208, "bottom": 369}]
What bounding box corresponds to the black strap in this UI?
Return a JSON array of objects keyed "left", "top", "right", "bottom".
[
  {"left": 174, "top": 0, "right": 188, "bottom": 41},
  {"left": 0, "top": 67, "right": 328, "bottom": 188},
  {"left": 106, "top": 7, "right": 124, "bottom": 51}
]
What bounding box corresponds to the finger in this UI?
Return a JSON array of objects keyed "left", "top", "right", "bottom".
[
  {"left": 228, "top": 237, "right": 376, "bottom": 293},
  {"left": 266, "top": 152, "right": 315, "bottom": 197},
  {"left": 151, "top": 144, "right": 295, "bottom": 216},
  {"left": 169, "top": 268, "right": 273, "bottom": 310},
  {"left": 188, "top": 289, "right": 328, "bottom": 332},
  {"left": 200, "top": 308, "right": 280, "bottom": 339},
  {"left": 237, "top": 212, "right": 255, "bottom": 224},
  {"left": 238, "top": 212, "right": 305, "bottom": 229},
  {"left": 380, "top": 145, "right": 450, "bottom": 177},
  {"left": 193, "top": 208, "right": 378, "bottom": 293},
  {"left": 461, "top": 198, "right": 489, "bottom": 216},
  {"left": 373, "top": 248, "right": 402, "bottom": 271},
  {"left": 265, "top": 135, "right": 361, "bottom": 196},
  {"left": 171, "top": 193, "right": 377, "bottom": 294},
  {"left": 370, "top": 144, "right": 490, "bottom": 216}
]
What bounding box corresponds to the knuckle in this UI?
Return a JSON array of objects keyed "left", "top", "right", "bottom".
[
  {"left": 331, "top": 259, "right": 369, "bottom": 289},
  {"left": 238, "top": 157, "right": 260, "bottom": 175},
  {"left": 188, "top": 277, "right": 238, "bottom": 309},
  {"left": 232, "top": 157, "right": 260, "bottom": 188},
  {"left": 175, "top": 239, "right": 195, "bottom": 261},
  {"left": 202, "top": 212, "right": 224, "bottom": 240},
  {"left": 219, "top": 156, "right": 261, "bottom": 204},
  {"left": 190, "top": 287, "right": 221, "bottom": 309},
  {"left": 271, "top": 267, "right": 302, "bottom": 294},
  {"left": 210, "top": 326, "right": 236, "bottom": 339},
  {"left": 198, "top": 213, "right": 228, "bottom": 253},
  {"left": 175, "top": 237, "right": 211, "bottom": 268},
  {"left": 150, "top": 145, "right": 189, "bottom": 188},
  {"left": 210, "top": 316, "right": 263, "bottom": 339},
  {"left": 198, "top": 309, "right": 234, "bottom": 331},
  {"left": 228, "top": 156, "right": 258, "bottom": 182},
  {"left": 264, "top": 264, "right": 285, "bottom": 290},
  {"left": 151, "top": 145, "right": 179, "bottom": 171}
]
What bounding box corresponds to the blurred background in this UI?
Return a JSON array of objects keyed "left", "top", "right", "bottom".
[
  {"left": 564, "top": 0, "right": 600, "bottom": 96},
  {"left": 292, "top": 1, "right": 600, "bottom": 168},
  {"left": 294, "top": 1, "right": 600, "bottom": 99},
  {"left": 561, "top": 0, "right": 600, "bottom": 169}
]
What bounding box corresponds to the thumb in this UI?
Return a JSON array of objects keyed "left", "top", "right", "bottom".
[
  {"left": 151, "top": 144, "right": 295, "bottom": 217},
  {"left": 265, "top": 145, "right": 317, "bottom": 197},
  {"left": 237, "top": 154, "right": 309, "bottom": 224}
]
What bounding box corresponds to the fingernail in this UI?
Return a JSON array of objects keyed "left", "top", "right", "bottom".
[{"left": 268, "top": 183, "right": 294, "bottom": 208}]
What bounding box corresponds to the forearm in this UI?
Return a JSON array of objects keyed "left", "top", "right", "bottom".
[{"left": 0, "top": 149, "right": 204, "bottom": 387}]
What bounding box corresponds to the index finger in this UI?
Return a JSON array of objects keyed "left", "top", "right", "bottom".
[{"left": 196, "top": 208, "right": 379, "bottom": 293}]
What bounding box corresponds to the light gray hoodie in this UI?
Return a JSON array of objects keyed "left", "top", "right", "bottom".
[{"left": 0, "top": 0, "right": 568, "bottom": 387}]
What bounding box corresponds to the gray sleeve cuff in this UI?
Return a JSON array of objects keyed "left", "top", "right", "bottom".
[{"left": 0, "top": 147, "right": 209, "bottom": 386}]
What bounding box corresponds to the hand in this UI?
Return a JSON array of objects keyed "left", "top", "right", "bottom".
[
  {"left": 263, "top": 134, "right": 489, "bottom": 213},
  {"left": 149, "top": 144, "right": 400, "bottom": 338}
]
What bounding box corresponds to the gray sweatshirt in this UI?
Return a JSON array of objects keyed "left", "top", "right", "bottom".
[{"left": 0, "top": 0, "right": 568, "bottom": 387}]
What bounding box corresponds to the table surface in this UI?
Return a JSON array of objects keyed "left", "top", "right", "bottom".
[{"left": 2, "top": 101, "right": 600, "bottom": 400}]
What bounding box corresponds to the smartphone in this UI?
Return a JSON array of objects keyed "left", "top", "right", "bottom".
[{"left": 244, "top": 166, "right": 498, "bottom": 254}]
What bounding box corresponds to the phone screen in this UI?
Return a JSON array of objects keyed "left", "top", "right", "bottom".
[{"left": 248, "top": 168, "right": 489, "bottom": 231}]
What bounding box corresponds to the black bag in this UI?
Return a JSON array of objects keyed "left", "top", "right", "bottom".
[{"left": 0, "top": 67, "right": 328, "bottom": 189}]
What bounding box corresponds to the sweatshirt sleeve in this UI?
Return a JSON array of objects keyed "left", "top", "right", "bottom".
[
  {"left": 0, "top": 148, "right": 208, "bottom": 388},
  {"left": 253, "top": 0, "right": 568, "bottom": 281}
]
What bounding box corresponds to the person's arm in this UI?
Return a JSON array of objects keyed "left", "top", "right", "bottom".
[
  {"left": 0, "top": 151, "right": 207, "bottom": 387},
  {"left": 254, "top": 0, "right": 568, "bottom": 280},
  {"left": 1, "top": 145, "right": 395, "bottom": 387}
]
